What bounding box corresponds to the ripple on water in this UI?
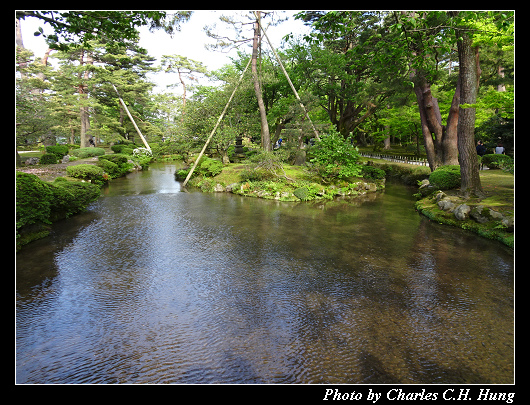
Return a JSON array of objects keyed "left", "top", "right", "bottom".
[{"left": 16, "top": 164, "right": 514, "bottom": 384}]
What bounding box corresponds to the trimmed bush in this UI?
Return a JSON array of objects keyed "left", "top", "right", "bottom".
[
  {"left": 98, "top": 153, "right": 132, "bottom": 178},
  {"left": 66, "top": 164, "right": 108, "bottom": 185},
  {"left": 39, "top": 153, "right": 58, "bottom": 165},
  {"left": 99, "top": 153, "right": 129, "bottom": 166},
  {"left": 97, "top": 159, "right": 120, "bottom": 178},
  {"left": 481, "top": 154, "right": 513, "bottom": 170},
  {"left": 429, "top": 165, "right": 461, "bottom": 190},
  {"left": 71, "top": 147, "right": 106, "bottom": 159},
  {"left": 45, "top": 145, "right": 69, "bottom": 159},
  {"left": 16, "top": 172, "right": 100, "bottom": 248},
  {"left": 16, "top": 172, "right": 53, "bottom": 229}
]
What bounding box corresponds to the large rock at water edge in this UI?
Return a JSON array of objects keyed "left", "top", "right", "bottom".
[{"left": 453, "top": 204, "right": 471, "bottom": 221}]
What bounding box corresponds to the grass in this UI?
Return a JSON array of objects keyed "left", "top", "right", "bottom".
[{"left": 198, "top": 162, "right": 384, "bottom": 201}]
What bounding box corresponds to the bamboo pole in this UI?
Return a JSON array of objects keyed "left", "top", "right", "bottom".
[
  {"left": 254, "top": 11, "right": 320, "bottom": 141},
  {"left": 111, "top": 83, "right": 151, "bottom": 151},
  {"left": 182, "top": 57, "right": 252, "bottom": 187}
]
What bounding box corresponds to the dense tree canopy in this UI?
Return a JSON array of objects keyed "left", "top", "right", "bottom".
[{"left": 16, "top": 10, "right": 514, "bottom": 193}]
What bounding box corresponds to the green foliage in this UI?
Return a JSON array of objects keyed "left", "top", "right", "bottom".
[
  {"left": 16, "top": 172, "right": 100, "bottom": 236},
  {"left": 17, "top": 11, "right": 192, "bottom": 51},
  {"left": 481, "top": 154, "right": 513, "bottom": 172},
  {"left": 98, "top": 153, "right": 129, "bottom": 166},
  {"left": 16, "top": 172, "right": 53, "bottom": 229},
  {"left": 49, "top": 178, "right": 101, "bottom": 220},
  {"left": 309, "top": 130, "right": 362, "bottom": 181},
  {"left": 361, "top": 165, "right": 386, "bottom": 180},
  {"left": 429, "top": 165, "right": 461, "bottom": 190},
  {"left": 98, "top": 153, "right": 133, "bottom": 177},
  {"left": 174, "top": 157, "right": 223, "bottom": 181},
  {"left": 66, "top": 164, "right": 108, "bottom": 185},
  {"left": 111, "top": 144, "right": 135, "bottom": 154},
  {"left": 132, "top": 147, "right": 153, "bottom": 169},
  {"left": 196, "top": 157, "right": 223, "bottom": 177},
  {"left": 39, "top": 153, "right": 58, "bottom": 165},
  {"left": 71, "top": 147, "right": 106, "bottom": 159},
  {"left": 96, "top": 159, "right": 120, "bottom": 178},
  {"left": 45, "top": 145, "right": 69, "bottom": 159}
]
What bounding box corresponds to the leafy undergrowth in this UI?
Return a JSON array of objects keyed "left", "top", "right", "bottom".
[{"left": 189, "top": 163, "right": 385, "bottom": 202}]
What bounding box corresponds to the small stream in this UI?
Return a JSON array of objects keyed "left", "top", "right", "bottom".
[{"left": 16, "top": 163, "right": 514, "bottom": 384}]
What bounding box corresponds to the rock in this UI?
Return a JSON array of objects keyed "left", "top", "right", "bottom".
[
  {"left": 25, "top": 157, "right": 40, "bottom": 165},
  {"left": 470, "top": 205, "right": 490, "bottom": 223},
  {"left": 418, "top": 179, "right": 430, "bottom": 189},
  {"left": 435, "top": 191, "right": 447, "bottom": 202},
  {"left": 438, "top": 200, "right": 456, "bottom": 212},
  {"left": 225, "top": 183, "right": 239, "bottom": 193},
  {"left": 502, "top": 216, "right": 514, "bottom": 231},
  {"left": 365, "top": 183, "right": 377, "bottom": 192},
  {"left": 488, "top": 209, "right": 504, "bottom": 220},
  {"left": 257, "top": 190, "right": 270, "bottom": 198},
  {"left": 61, "top": 155, "right": 70, "bottom": 163},
  {"left": 293, "top": 150, "right": 307, "bottom": 166},
  {"left": 213, "top": 183, "right": 225, "bottom": 192},
  {"left": 454, "top": 204, "right": 471, "bottom": 221}
]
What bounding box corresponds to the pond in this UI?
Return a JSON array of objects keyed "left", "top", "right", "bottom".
[{"left": 16, "top": 163, "right": 514, "bottom": 384}]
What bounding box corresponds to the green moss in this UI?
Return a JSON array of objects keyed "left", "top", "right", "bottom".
[{"left": 415, "top": 199, "right": 513, "bottom": 248}]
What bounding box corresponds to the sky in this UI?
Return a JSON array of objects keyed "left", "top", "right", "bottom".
[{"left": 17, "top": 10, "right": 312, "bottom": 95}]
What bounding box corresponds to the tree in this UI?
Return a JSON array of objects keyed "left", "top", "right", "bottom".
[
  {"left": 251, "top": 11, "right": 271, "bottom": 151},
  {"left": 15, "top": 11, "right": 192, "bottom": 51},
  {"left": 292, "top": 11, "right": 400, "bottom": 141},
  {"left": 160, "top": 55, "right": 208, "bottom": 120},
  {"left": 204, "top": 11, "right": 283, "bottom": 151},
  {"left": 455, "top": 30, "right": 483, "bottom": 196}
]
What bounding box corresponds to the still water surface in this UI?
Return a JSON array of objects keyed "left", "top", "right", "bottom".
[{"left": 16, "top": 163, "right": 514, "bottom": 384}]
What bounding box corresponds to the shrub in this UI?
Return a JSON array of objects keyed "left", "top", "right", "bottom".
[
  {"left": 66, "top": 164, "right": 108, "bottom": 185},
  {"left": 97, "top": 159, "right": 120, "bottom": 178},
  {"left": 132, "top": 147, "right": 153, "bottom": 169},
  {"left": 99, "top": 153, "right": 129, "bottom": 166},
  {"left": 71, "top": 147, "right": 106, "bottom": 159},
  {"left": 16, "top": 172, "right": 53, "bottom": 229},
  {"left": 45, "top": 145, "right": 69, "bottom": 160},
  {"left": 16, "top": 172, "right": 100, "bottom": 248},
  {"left": 174, "top": 168, "right": 190, "bottom": 181},
  {"left": 481, "top": 154, "right": 513, "bottom": 170},
  {"left": 361, "top": 165, "right": 386, "bottom": 180},
  {"left": 49, "top": 179, "right": 100, "bottom": 220},
  {"left": 98, "top": 154, "right": 132, "bottom": 178},
  {"left": 39, "top": 153, "right": 58, "bottom": 165},
  {"left": 309, "top": 130, "right": 362, "bottom": 180},
  {"left": 196, "top": 157, "right": 223, "bottom": 177},
  {"left": 429, "top": 165, "right": 461, "bottom": 190}
]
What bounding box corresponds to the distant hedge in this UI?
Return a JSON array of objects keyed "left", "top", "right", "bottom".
[{"left": 71, "top": 147, "right": 106, "bottom": 159}]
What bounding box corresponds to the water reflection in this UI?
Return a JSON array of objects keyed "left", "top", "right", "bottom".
[{"left": 16, "top": 164, "right": 513, "bottom": 384}]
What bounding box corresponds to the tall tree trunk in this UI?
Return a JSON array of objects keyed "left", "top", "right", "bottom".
[
  {"left": 413, "top": 79, "right": 441, "bottom": 170},
  {"left": 456, "top": 32, "right": 483, "bottom": 197},
  {"left": 443, "top": 76, "right": 461, "bottom": 165},
  {"left": 251, "top": 11, "right": 271, "bottom": 151}
]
